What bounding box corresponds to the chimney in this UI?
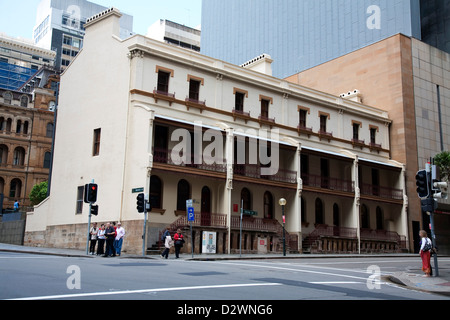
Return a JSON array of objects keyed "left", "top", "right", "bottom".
[
  {"left": 240, "top": 54, "right": 273, "bottom": 76},
  {"left": 340, "top": 89, "right": 362, "bottom": 103},
  {"left": 84, "top": 7, "right": 122, "bottom": 40}
]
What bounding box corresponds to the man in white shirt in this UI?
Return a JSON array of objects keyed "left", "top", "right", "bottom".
[{"left": 114, "top": 222, "right": 126, "bottom": 256}]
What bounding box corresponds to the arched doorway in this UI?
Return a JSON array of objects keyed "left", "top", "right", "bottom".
[{"left": 201, "top": 186, "right": 211, "bottom": 226}]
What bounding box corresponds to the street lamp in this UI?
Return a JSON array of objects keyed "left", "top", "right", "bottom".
[{"left": 279, "top": 198, "right": 287, "bottom": 257}]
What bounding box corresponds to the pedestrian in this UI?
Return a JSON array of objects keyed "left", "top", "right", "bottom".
[
  {"left": 13, "top": 200, "right": 19, "bottom": 212},
  {"left": 89, "top": 222, "right": 98, "bottom": 255},
  {"left": 104, "top": 222, "right": 116, "bottom": 257},
  {"left": 173, "top": 228, "right": 184, "bottom": 259},
  {"left": 161, "top": 229, "right": 173, "bottom": 259},
  {"left": 161, "top": 228, "right": 171, "bottom": 259},
  {"left": 419, "top": 230, "right": 433, "bottom": 277},
  {"left": 114, "top": 222, "right": 125, "bottom": 256},
  {"left": 97, "top": 224, "right": 106, "bottom": 256}
]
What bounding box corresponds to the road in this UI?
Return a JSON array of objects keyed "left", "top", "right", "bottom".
[{"left": 1, "top": 252, "right": 449, "bottom": 304}]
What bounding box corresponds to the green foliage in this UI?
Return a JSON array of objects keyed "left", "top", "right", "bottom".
[
  {"left": 29, "top": 181, "right": 48, "bottom": 206},
  {"left": 434, "top": 151, "right": 450, "bottom": 181}
]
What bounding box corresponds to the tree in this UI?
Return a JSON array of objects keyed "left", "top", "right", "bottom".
[
  {"left": 29, "top": 181, "right": 48, "bottom": 206},
  {"left": 434, "top": 151, "right": 450, "bottom": 181}
]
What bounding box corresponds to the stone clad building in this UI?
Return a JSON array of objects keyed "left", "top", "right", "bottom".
[
  {"left": 0, "top": 72, "right": 57, "bottom": 211},
  {"left": 26, "top": 8, "right": 408, "bottom": 255}
]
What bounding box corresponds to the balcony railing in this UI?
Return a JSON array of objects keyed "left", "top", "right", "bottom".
[
  {"left": 360, "top": 183, "right": 403, "bottom": 200},
  {"left": 301, "top": 173, "right": 354, "bottom": 193},
  {"left": 153, "top": 147, "right": 226, "bottom": 174},
  {"left": 233, "top": 164, "right": 297, "bottom": 184}
]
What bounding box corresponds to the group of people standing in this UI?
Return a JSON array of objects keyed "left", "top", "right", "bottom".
[
  {"left": 89, "top": 222, "right": 126, "bottom": 257},
  {"left": 161, "top": 228, "right": 184, "bottom": 259}
]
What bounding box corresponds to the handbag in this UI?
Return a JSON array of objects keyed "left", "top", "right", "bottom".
[{"left": 422, "top": 238, "right": 432, "bottom": 252}]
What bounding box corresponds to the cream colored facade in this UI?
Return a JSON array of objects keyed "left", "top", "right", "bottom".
[{"left": 26, "top": 8, "right": 408, "bottom": 255}]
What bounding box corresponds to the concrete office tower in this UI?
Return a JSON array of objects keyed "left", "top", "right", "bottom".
[{"left": 33, "top": 0, "right": 133, "bottom": 70}]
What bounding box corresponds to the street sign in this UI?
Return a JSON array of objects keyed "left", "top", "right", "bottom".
[
  {"left": 188, "top": 207, "right": 195, "bottom": 222},
  {"left": 132, "top": 187, "right": 144, "bottom": 194}
]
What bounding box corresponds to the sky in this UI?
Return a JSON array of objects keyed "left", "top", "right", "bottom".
[{"left": 0, "top": 0, "right": 202, "bottom": 40}]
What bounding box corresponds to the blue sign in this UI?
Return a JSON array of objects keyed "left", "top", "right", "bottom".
[{"left": 188, "top": 207, "right": 195, "bottom": 222}]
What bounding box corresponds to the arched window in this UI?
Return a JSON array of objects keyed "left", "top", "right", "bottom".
[
  {"left": 3, "top": 92, "right": 12, "bottom": 105},
  {"left": 361, "top": 204, "right": 370, "bottom": 229},
  {"left": 13, "top": 147, "right": 25, "bottom": 166},
  {"left": 16, "top": 120, "right": 22, "bottom": 134},
  {"left": 263, "top": 191, "right": 273, "bottom": 219},
  {"left": 43, "top": 152, "right": 52, "bottom": 169},
  {"left": 150, "top": 175, "right": 163, "bottom": 210},
  {"left": 20, "top": 95, "right": 28, "bottom": 107},
  {"left": 46, "top": 123, "right": 54, "bottom": 138},
  {"left": 0, "top": 177, "right": 5, "bottom": 194},
  {"left": 376, "top": 206, "right": 384, "bottom": 230},
  {"left": 23, "top": 121, "right": 29, "bottom": 135},
  {"left": 9, "top": 178, "right": 22, "bottom": 198},
  {"left": 0, "top": 144, "right": 8, "bottom": 165},
  {"left": 315, "top": 198, "right": 324, "bottom": 225},
  {"left": 241, "top": 188, "right": 251, "bottom": 210},
  {"left": 176, "top": 179, "right": 190, "bottom": 211}
]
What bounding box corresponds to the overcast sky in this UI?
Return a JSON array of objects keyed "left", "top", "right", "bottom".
[{"left": 0, "top": 0, "right": 202, "bottom": 40}]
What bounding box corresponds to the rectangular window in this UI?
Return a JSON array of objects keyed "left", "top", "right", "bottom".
[
  {"left": 157, "top": 71, "right": 170, "bottom": 93},
  {"left": 353, "top": 123, "right": 360, "bottom": 140},
  {"left": 261, "top": 99, "right": 269, "bottom": 119},
  {"left": 76, "top": 186, "right": 84, "bottom": 214},
  {"left": 63, "top": 35, "right": 72, "bottom": 46},
  {"left": 189, "top": 79, "right": 201, "bottom": 101},
  {"left": 370, "top": 128, "right": 377, "bottom": 144},
  {"left": 235, "top": 92, "right": 245, "bottom": 112},
  {"left": 299, "top": 109, "right": 307, "bottom": 128},
  {"left": 93, "top": 128, "right": 101, "bottom": 156},
  {"left": 320, "top": 115, "right": 327, "bottom": 133}
]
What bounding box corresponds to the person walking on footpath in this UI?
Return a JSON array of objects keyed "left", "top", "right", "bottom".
[
  {"left": 114, "top": 222, "right": 125, "bottom": 256},
  {"left": 419, "top": 230, "right": 433, "bottom": 277},
  {"left": 104, "top": 222, "right": 116, "bottom": 257},
  {"left": 161, "top": 229, "right": 172, "bottom": 259},
  {"left": 89, "top": 222, "right": 98, "bottom": 255},
  {"left": 97, "top": 224, "right": 106, "bottom": 256},
  {"left": 173, "top": 229, "right": 184, "bottom": 259}
]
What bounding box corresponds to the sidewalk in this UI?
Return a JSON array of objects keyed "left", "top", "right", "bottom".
[{"left": 1, "top": 243, "right": 449, "bottom": 296}]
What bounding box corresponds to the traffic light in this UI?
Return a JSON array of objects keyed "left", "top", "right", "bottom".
[
  {"left": 90, "top": 205, "right": 99, "bottom": 216},
  {"left": 146, "top": 201, "right": 152, "bottom": 212},
  {"left": 416, "top": 170, "right": 429, "bottom": 199},
  {"left": 433, "top": 181, "right": 448, "bottom": 200},
  {"left": 84, "top": 183, "right": 98, "bottom": 203},
  {"left": 136, "top": 193, "right": 145, "bottom": 213}
]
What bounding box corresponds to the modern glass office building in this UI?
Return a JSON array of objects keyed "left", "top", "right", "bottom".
[{"left": 201, "top": 0, "right": 423, "bottom": 78}]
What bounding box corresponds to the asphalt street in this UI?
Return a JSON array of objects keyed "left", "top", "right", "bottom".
[{"left": 1, "top": 251, "right": 450, "bottom": 303}]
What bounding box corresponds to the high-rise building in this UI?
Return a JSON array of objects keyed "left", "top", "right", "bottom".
[
  {"left": 33, "top": 0, "right": 133, "bottom": 70},
  {"left": 147, "top": 19, "right": 201, "bottom": 52},
  {"left": 201, "top": 0, "right": 425, "bottom": 78}
]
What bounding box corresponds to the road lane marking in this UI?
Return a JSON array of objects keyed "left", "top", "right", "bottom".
[{"left": 8, "top": 283, "right": 282, "bottom": 301}]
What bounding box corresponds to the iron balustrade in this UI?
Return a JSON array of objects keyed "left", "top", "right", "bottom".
[{"left": 301, "top": 173, "right": 354, "bottom": 193}]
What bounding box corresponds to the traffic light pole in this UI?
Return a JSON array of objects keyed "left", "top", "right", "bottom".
[
  {"left": 428, "top": 160, "right": 439, "bottom": 277},
  {"left": 85, "top": 179, "right": 95, "bottom": 256},
  {"left": 86, "top": 202, "right": 92, "bottom": 255}
]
